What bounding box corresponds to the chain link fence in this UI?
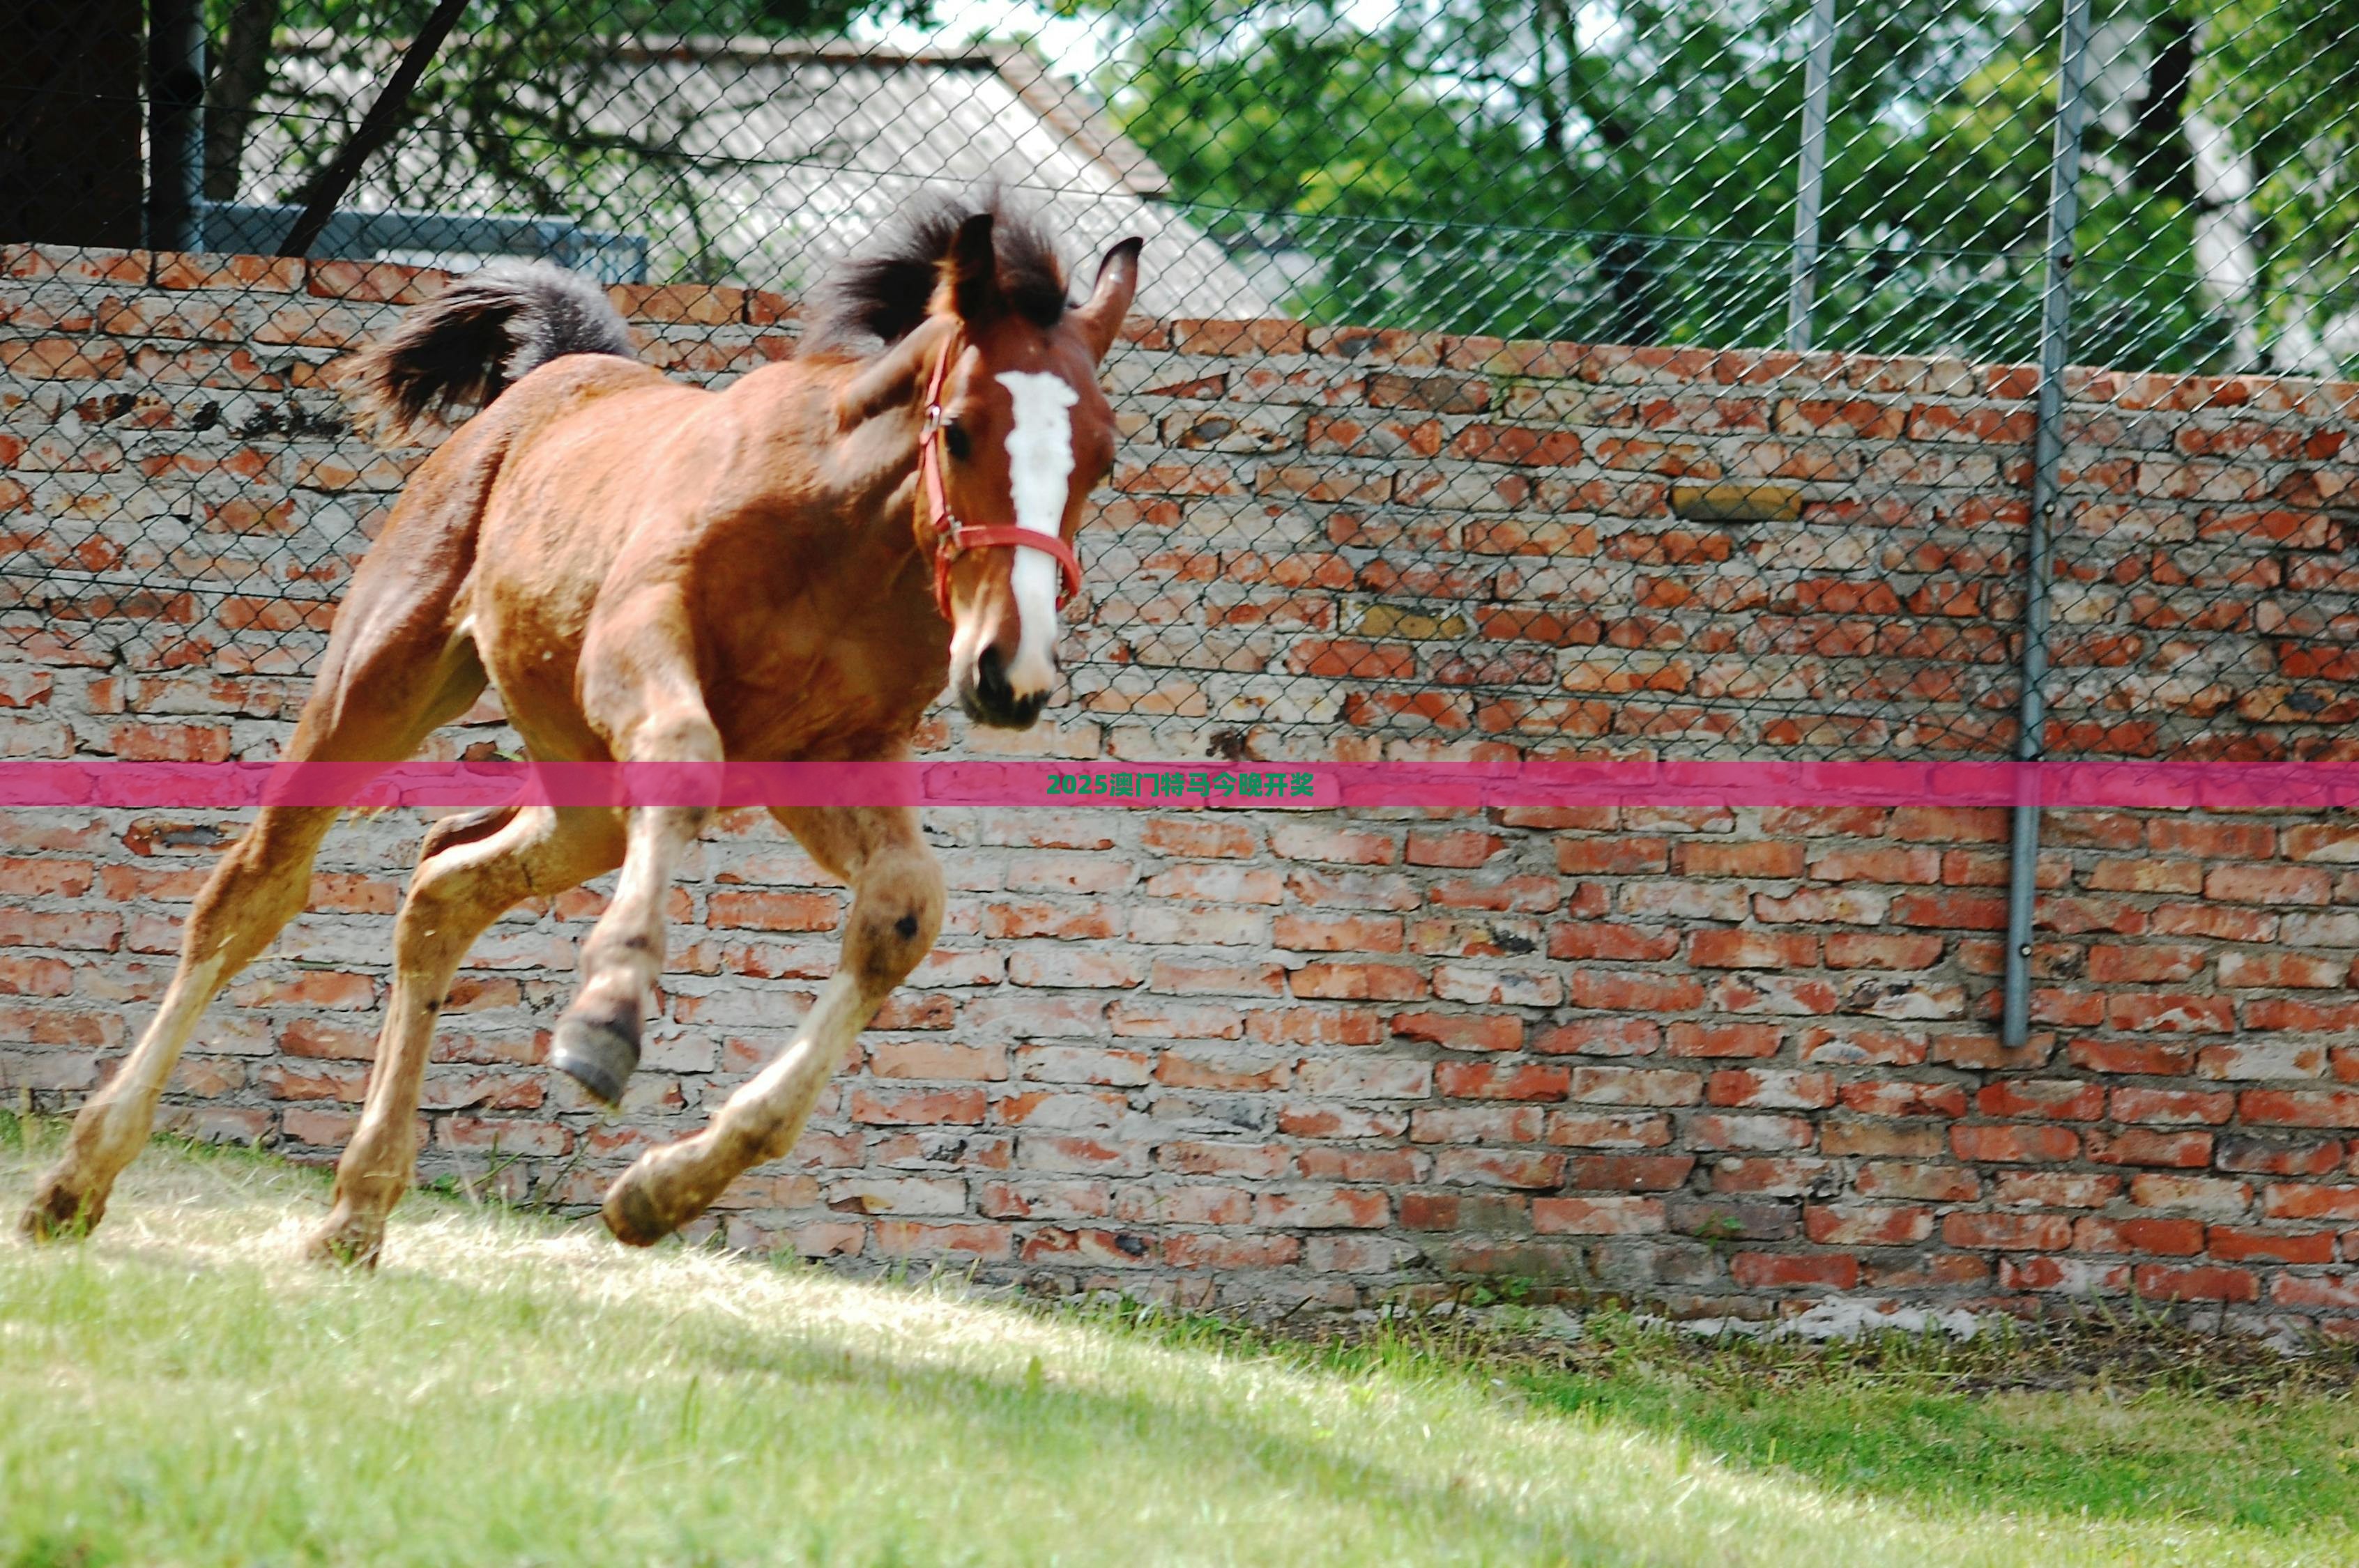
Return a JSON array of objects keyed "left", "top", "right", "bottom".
[{"left": 3, "top": 0, "right": 2354, "bottom": 776}]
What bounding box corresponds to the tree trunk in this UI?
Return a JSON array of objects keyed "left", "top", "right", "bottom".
[{"left": 202, "top": 0, "right": 282, "bottom": 202}]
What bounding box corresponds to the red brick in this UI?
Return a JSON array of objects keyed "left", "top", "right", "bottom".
[
  {"left": 1823, "top": 1123, "right": 1948, "bottom": 1158},
  {"left": 1975, "top": 1079, "right": 2105, "bottom": 1121},
  {"left": 2001, "top": 1256, "right": 2130, "bottom": 1293},
  {"left": 1952, "top": 1124, "right": 2080, "bottom": 1162},
  {"left": 2127, "top": 1172, "right": 2252, "bottom": 1213},
  {"left": 1269, "top": 823, "right": 1398, "bottom": 864},
  {"left": 1548, "top": 923, "right": 1681, "bottom": 961},
  {"left": 2107, "top": 1086, "right": 2234, "bottom": 1125},
  {"left": 1824, "top": 932, "right": 1944, "bottom": 969},
  {"left": 1805, "top": 1205, "right": 1932, "bottom": 1246},
  {"left": 1433, "top": 1061, "right": 1568, "bottom": 1101},
  {"left": 1555, "top": 837, "right": 1670, "bottom": 874},
  {"left": 1146, "top": 958, "right": 1283, "bottom": 996},
  {"left": 1690, "top": 1114, "right": 1815, "bottom": 1152},
  {"left": 1255, "top": 1187, "right": 1391, "bottom": 1229},
  {"left": 2207, "top": 1225, "right": 2336, "bottom": 1263},
  {"left": 2215, "top": 1135, "right": 2344, "bottom": 1176},
  {"left": 2272, "top": 1274, "right": 2359, "bottom": 1310},
  {"left": 1565, "top": 1153, "right": 1693, "bottom": 1190},
  {"left": 2085, "top": 944, "right": 2208, "bottom": 984},
  {"left": 2148, "top": 820, "right": 2274, "bottom": 858},
  {"left": 1290, "top": 962, "right": 1427, "bottom": 1001},
  {"left": 1433, "top": 1148, "right": 1566, "bottom": 1189},
  {"left": 1688, "top": 929, "right": 1820, "bottom": 969},
  {"left": 1411, "top": 1106, "right": 1543, "bottom": 1144},
  {"left": 1707, "top": 1069, "right": 1837, "bottom": 1109},
  {"left": 1730, "top": 1252, "right": 1858, "bottom": 1289},
  {"left": 1709, "top": 1157, "right": 1833, "bottom": 1194},
  {"left": 1532, "top": 1196, "right": 1666, "bottom": 1234},
  {"left": 2260, "top": 1184, "right": 2359, "bottom": 1222},
  {"left": 2220, "top": 951, "right": 2347, "bottom": 989},
  {"left": 1274, "top": 914, "right": 1404, "bottom": 952},
  {"left": 2133, "top": 1263, "right": 2257, "bottom": 1302},
  {"left": 1991, "top": 1172, "right": 2121, "bottom": 1208},
  {"left": 1530, "top": 1017, "right": 1663, "bottom": 1056},
  {"left": 847, "top": 1087, "right": 986, "bottom": 1125},
  {"left": 2085, "top": 857, "right": 2204, "bottom": 894},
  {"left": 1807, "top": 846, "right": 1941, "bottom": 884},
  {"left": 2067, "top": 1040, "right": 2198, "bottom": 1075},
  {"left": 1569, "top": 972, "right": 1705, "bottom": 1012},
  {"left": 2105, "top": 993, "right": 2235, "bottom": 1033},
  {"left": 1944, "top": 1213, "right": 2072, "bottom": 1250},
  {"left": 2204, "top": 863, "right": 2330, "bottom": 905},
  {"left": 1854, "top": 1162, "right": 1980, "bottom": 1201},
  {"left": 1292, "top": 1056, "right": 1433, "bottom": 1098},
  {"left": 1838, "top": 1079, "right": 1968, "bottom": 1119},
  {"left": 2086, "top": 1130, "right": 2215, "bottom": 1168},
  {"left": 1889, "top": 891, "right": 2006, "bottom": 929},
  {"left": 876, "top": 1222, "right": 1014, "bottom": 1261},
  {"left": 1665, "top": 1022, "right": 1780, "bottom": 1058},
  {"left": 1797, "top": 1027, "right": 1930, "bottom": 1067},
  {"left": 2243, "top": 1090, "right": 2359, "bottom": 1128},
  {"left": 706, "top": 890, "right": 841, "bottom": 931},
  {"left": 1678, "top": 840, "right": 1805, "bottom": 877},
  {"left": 1565, "top": 1066, "right": 1701, "bottom": 1106},
  {"left": 1140, "top": 817, "right": 1256, "bottom": 858},
  {"left": 1392, "top": 1011, "right": 1523, "bottom": 1052},
  {"left": 1405, "top": 829, "right": 1504, "bottom": 868},
  {"left": 2072, "top": 1216, "right": 2205, "bottom": 1255},
  {"left": 1545, "top": 1112, "right": 1673, "bottom": 1149},
  {"left": 1012, "top": 950, "right": 1147, "bottom": 990}
]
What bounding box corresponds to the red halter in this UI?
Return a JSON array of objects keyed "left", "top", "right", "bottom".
[{"left": 917, "top": 330, "right": 1085, "bottom": 622}]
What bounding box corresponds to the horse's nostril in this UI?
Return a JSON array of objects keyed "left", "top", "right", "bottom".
[{"left": 975, "top": 646, "right": 1013, "bottom": 704}]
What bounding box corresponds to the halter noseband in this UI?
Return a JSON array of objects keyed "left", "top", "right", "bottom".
[{"left": 917, "top": 329, "right": 1085, "bottom": 623}]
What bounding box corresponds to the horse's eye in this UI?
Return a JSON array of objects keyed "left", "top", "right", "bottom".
[{"left": 943, "top": 422, "right": 971, "bottom": 461}]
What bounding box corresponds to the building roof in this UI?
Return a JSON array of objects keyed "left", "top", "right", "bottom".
[{"left": 238, "top": 38, "right": 1276, "bottom": 321}]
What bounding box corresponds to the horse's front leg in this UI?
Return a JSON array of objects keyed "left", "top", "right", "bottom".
[
  {"left": 601, "top": 804, "right": 942, "bottom": 1245},
  {"left": 550, "top": 629, "right": 725, "bottom": 1107}
]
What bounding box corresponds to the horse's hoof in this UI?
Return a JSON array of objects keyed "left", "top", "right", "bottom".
[
  {"left": 303, "top": 1210, "right": 384, "bottom": 1269},
  {"left": 600, "top": 1165, "right": 675, "bottom": 1248},
  {"left": 551, "top": 1008, "right": 640, "bottom": 1107},
  {"left": 17, "top": 1175, "right": 102, "bottom": 1242}
]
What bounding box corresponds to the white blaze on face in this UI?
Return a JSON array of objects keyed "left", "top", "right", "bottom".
[{"left": 995, "top": 369, "right": 1079, "bottom": 697}]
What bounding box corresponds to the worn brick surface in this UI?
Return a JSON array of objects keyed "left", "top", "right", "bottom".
[{"left": 7, "top": 247, "right": 2359, "bottom": 1326}]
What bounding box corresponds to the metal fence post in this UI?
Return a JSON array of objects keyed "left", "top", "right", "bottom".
[
  {"left": 1786, "top": 0, "right": 1838, "bottom": 351},
  {"left": 2003, "top": 0, "right": 2095, "bottom": 1048},
  {"left": 146, "top": 0, "right": 206, "bottom": 251}
]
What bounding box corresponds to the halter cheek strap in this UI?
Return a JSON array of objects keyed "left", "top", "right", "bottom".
[{"left": 917, "top": 330, "right": 1085, "bottom": 623}]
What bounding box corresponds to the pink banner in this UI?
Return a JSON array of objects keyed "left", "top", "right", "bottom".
[{"left": 1, "top": 759, "right": 2358, "bottom": 810}]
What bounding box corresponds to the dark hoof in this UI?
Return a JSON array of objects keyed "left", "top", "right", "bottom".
[
  {"left": 304, "top": 1213, "right": 384, "bottom": 1269},
  {"left": 552, "top": 1008, "right": 640, "bottom": 1107},
  {"left": 18, "top": 1178, "right": 101, "bottom": 1243},
  {"left": 602, "top": 1171, "right": 673, "bottom": 1248}
]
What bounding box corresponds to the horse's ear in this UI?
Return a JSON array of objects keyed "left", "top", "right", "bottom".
[
  {"left": 947, "top": 211, "right": 1000, "bottom": 324},
  {"left": 1071, "top": 237, "right": 1142, "bottom": 362}
]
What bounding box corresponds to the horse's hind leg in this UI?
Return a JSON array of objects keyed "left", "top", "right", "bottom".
[
  {"left": 601, "top": 804, "right": 942, "bottom": 1245},
  {"left": 18, "top": 802, "right": 344, "bottom": 1238},
  {"left": 18, "top": 634, "right": 484, "bottom": 1242},
  {"left": 308, "top": 804, "right": 625, "bottom": 1266}
]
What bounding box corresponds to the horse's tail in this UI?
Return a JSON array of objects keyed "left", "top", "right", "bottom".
[{"left": 339, "top": 260, "right": 637, "bottom": 439}]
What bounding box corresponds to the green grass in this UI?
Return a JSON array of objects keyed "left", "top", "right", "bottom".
[{"left": 3, "top": 1116, "right": 2358, "bottom": 1567}]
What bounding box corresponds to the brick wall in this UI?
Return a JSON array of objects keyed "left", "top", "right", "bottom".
[{"left": 7, "top": 243, "right": 2359, "bottom": 1330}]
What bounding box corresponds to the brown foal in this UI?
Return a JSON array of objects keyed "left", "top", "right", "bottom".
[{"left": 20, "top": 194, "right": 1140, "bottom": 1263}]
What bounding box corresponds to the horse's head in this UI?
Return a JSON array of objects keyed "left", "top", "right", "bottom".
[{"left": 918, "top": 212, "right": 1140, "bottom": 729}]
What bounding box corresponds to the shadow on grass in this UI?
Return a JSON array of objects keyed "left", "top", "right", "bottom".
[{"left": 8, "top": 1118, "right": 2356, "bottom": 1561}]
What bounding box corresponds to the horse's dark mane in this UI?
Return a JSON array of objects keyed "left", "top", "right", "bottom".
[{"left": 801, "top": 187, "right": 1069, "bottom": 357}]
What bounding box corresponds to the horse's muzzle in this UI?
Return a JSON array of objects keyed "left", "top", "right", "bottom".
[{"left": 959, "top": 645, "right": 1048, "bottom": 729}]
